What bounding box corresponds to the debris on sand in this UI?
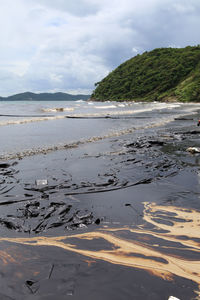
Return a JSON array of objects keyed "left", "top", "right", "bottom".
[
  {"left": 186, "top": 147, "right": 200, "bottom": 154},
  {"left": 0, "top": 200, "right": 95, "bottom": 233},
  {"left": 35, "top": 179, "right": 48, "bottom": 186}
]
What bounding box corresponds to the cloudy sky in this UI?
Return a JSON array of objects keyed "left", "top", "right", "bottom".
[{"left": 0, "top": 0, "right": 200, "bottom": 96}]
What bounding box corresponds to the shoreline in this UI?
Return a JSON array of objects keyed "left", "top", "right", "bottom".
[{"left": 88, "top": 97, "right": 200, "bottom": 103}]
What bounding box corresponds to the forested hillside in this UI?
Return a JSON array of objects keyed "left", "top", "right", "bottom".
[{"left": 91, "top": 46, "right": 200, "bottom": 102}]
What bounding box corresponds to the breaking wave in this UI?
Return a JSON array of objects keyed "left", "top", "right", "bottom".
[
  {"left": 0, "top": 102, "right": 193, "bottom": 127},
  {"left": 0, "top": 115, "right": 66, "bottom": 126}
]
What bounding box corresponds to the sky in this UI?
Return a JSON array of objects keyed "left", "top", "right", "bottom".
[{"left": 0, "top": 0, "right": 200, "bottom": 96}]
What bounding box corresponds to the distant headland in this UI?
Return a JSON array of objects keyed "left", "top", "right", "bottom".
[
  {"left": 91, "top": 45, "right": 200, "bottom": 102},
  {"left": 0, "top": 92, "right": 91, "bottom": 101}
]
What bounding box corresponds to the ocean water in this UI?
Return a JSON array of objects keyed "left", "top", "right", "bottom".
[{"left": 0, "top": 100, "right": 199, "bottom": 159}]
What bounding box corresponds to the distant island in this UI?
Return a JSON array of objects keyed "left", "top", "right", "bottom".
[
  {"left": 91, "top": 45, "right": 200, "bottom": 102},
  {"left": 0, "top": 92, "right": 91, "bottom": 101}
]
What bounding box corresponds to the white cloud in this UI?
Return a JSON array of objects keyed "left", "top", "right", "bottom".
[
  {"left": 0, "top": 0, "right": 199, "bottom": 96},
  {"left": 132, "top": 48, "right": 138, "bottom": 53}
]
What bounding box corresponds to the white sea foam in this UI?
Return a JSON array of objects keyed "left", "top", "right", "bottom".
[
  {"left": 70, "top": 104, "right": 180, "bottom": 117},
  {"left": 0, "top": 115, "right": 66, "bottom": 126},
  {"left": 41, "top": 107, "right": 74, "bottom": 112},
  {"left": 164, "top": 104, "right": 181, "bottom": 109},
  {"left": 94, "top": 105, "right": 117, "bottom": 109}
]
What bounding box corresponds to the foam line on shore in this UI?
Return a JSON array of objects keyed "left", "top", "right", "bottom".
[
  {"left": 0, "top": 111, "right": 196, "bottom": 160},
  {"left": 0, "top": 115, "right": 66, "bottom": 126},
  {"left": 0, "top": 105, "right": 198, "bottom": 160},
  {"left": 0, "top": 117, "right": 175, "bottom": 160},
  {"left": 0, "top": 114, "right": 54, "bottom": 117},
  {"left": 41, "top": 107, "right": 74, "bottom": 112}
]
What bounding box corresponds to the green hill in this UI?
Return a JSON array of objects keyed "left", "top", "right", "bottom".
[
  {"left": 0, "top": 92, "right": 90, "bottom": 101},
  {"left": 91, "top": 46, "right": 200, "bottom": 102}
]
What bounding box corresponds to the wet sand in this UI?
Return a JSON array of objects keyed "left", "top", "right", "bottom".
[{"left": 0, "top": 113, "right": 200, "bottom": 299}]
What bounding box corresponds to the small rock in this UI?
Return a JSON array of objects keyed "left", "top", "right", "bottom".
[
  {"left": 0, "top": 163, "right": 10, "bottom": 168},
  {"left": 25, "top": 280, "right": 39, "bottom": 294},
  {"left": 95, "top": 218, "right": 101, "bottom": 225}
]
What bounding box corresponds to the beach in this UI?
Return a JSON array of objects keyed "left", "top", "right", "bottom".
[{"left": 0, "top": 100, "right": 200, "bottom": 299}]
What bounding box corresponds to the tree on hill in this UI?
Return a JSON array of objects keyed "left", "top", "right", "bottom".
[{"left": 91, "top": 46, "right": 200, "bottom": 102}]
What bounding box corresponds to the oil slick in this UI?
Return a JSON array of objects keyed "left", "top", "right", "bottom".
[
  {"left": 0, "top": 202, "right": 200, "bottom": 297},
  {"left": 142, "top": 202, "right": 200, "bottom": 249}
]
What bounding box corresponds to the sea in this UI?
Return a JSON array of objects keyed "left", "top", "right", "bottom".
[{"left": 0, "top": 99, "right": 199, "bottom": 160}]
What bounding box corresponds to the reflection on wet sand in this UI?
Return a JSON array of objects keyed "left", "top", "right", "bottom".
[
  {"left": 0, "top": 249, "right": 17, "bottom": 265},
  {"left": 0, "top": 202, "right": 200, "bottom": 296}
]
